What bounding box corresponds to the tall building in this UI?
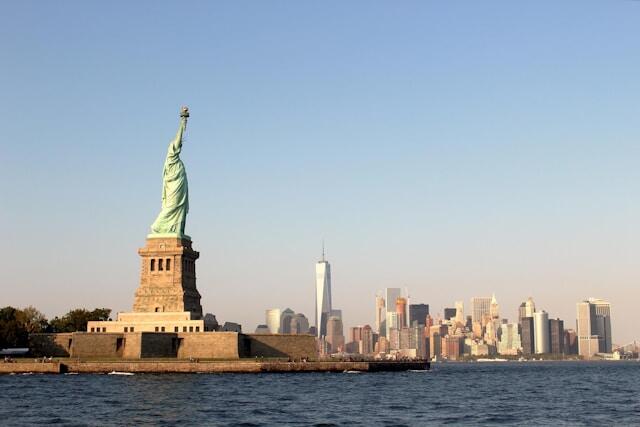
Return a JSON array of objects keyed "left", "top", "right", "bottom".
[
  {"left": 455, "top": 301, "right": 464, "bottom": 325},
  {"left": 442, "top": 335, "right": 464, "bottom": 361},
  {"left": 519, "top": 297, "right": 536, "bottom": 325},
  {"left": 360, "top": 325, "right": 374, "bottom": 355},
  {"left": 396, "top": 297, "right": 408, "bottom": 328},
  {"left": 375, "top": 295, "right": 386, "bottom": 335},
  {"left": 549, "top": 318, "right": 564, "bottom": 355},
  {"left": 315, "top": 251, "right": 332, "bottom": 338},
  {"left": 591, "top": 298, "right": 612, "bottom": 353},
  {"left": 518, "top": 302, "right": 526, "bottom": 325},
  {"left": 429, "top": 325, "right": 447, "bottom": 359},
  {"left": 521, "top": 317, "right": 535, "bottom": 355},
  {"left": 409, "top": 304, "right": 429, "bottom": 327},
  {"left": 498, "top": 323, "right": 521, "bottom": 355},
  {"left": 471, "top": 297, "right": 491, "bottom": 324},
  {"left": 408, "top": 325, "right": 427, "bottom": 359},
  {"left": 280, "top": 308, "right": 295, "bottom": 334},
  {"left": 349, "top": 326, "right": 363, "bottom": 343},
  {"left": 326, "top": 315, "right": 344, "bottom": 353},
  {"left": 443, "top": 308, "right": 456, "bottom": 320},
  {"left": 577, "top": 298, "right": 613, "bottom": 358},
  {"left": 484, "top": 320, "right": 497, "bottom": 346},
  {"left": 490, "top": 294, "right": 500, "bottom": 320},
  {"left": 345, "top": 326, "right": 362, "bottom": 354},
  {"left": 386, "top": 310, "right": 399, "bottom": 347},
  {"left": 384, "top": 288, "right": 401, "bottom": 337},
  {"left": 564, "top": 329, "right": 578, "bottom": 355},
  {"left": 399, "top": 327, "right": 411, "bottom": 350},
  {"left": 265, "top": 308, "right": 281, "bottom": 334},
  {"left": 534, "top": 311, "right": 550, "bottom": 354},
  {"left": 290, "top": 313, "right": 310, "bottom": 334}
]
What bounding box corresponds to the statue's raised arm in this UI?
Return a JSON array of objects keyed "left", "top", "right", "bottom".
[
  {"left": 150, "top": 107, "right": 191, "bottom": 239},
  {"left": 169, "top": 107, "right": 189, "bottom": 157}
]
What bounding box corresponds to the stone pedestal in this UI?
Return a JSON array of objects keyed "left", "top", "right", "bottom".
[{"left": 133, "top": 236, "right": 203, "bottom": 319}]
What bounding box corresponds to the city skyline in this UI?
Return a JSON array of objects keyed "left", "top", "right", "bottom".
[
  {"left": 2, "top": 2, "right": 639, "bottom": 344},
  {"left": 258, "top": 253, "right": 623, "bottom": 354}
]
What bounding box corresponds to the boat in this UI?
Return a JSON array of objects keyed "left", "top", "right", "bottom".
[{"left": 108, "top": 371, "right": 135, "bottom": 376}]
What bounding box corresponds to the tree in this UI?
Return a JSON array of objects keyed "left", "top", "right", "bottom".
[
  {"left": 49, "top": 308, "right": 112, "bottom": 332},
  {"left": 17, "top": 306, "right": 48, "bottom": 334},
  {"left": 0, "top": 306, "right": 29, "bottom": 348}
]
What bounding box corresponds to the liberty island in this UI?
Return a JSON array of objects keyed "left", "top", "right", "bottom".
[{"left": 15, "top": 108, "right": 427, "bottom": 374}]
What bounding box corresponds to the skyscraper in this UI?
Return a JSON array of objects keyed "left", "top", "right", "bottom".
[
  {"left": 564, "top": 329, "right": 578, "bottom": 355},
  {"left": 396, "top": 297, "right": 407, "bottom": 328},
  {"left": 455, "top": 301, "right": 464, "bottom": 325},
  {"left": 577, "top": 298, "right": 613, "bottom": 358},
  {"left": 521, "top": 317, "right": 535, "bottom": 355},
  {"left": 280, "top": 308, "right": 295, "bottom": 334},
  {"left": 549, "top": 318, "right": 564, "bottom": 355},
  {"left": 265, "top": 308, "right": 281, "bottom": 334},
  {"left": 534, "top": 311, "right": 550, "bottom": 354},
  {"left": 385, "top": 288, "right": 401, "bottom": 337},
  {"left": 315, "top": 250, "right": 332, "bottom": 338},
  {"left": 490, "top": 294, "right": 500, "bottom": 320},
  {"left": 443, "top": 308, "right": 456, "bottom": 320},
  {"left": 375, "top": 295, "right": 386, "bottom": 335},
  {"left": 409, "top": 304, "right": 429, "bottom": 327},
  {"left": 498, "top": 323, "right": 521, "bottom": 355},
  {"left": 519, "top": 297, "right": 536, "bottom": 325},
  {"left": 290, "top": 313, "right": 310, "bottom": 334},
  {"left": 326, "top": 315, "right": 344, "bottom": 353},
  {"left": 471, "top": 297, "right": 491, "bottom": 324},
  {"left": 360, "top": 325, "right": 374, "bottom": 355},
  {"left": 591, "top": 298, "right": 612, "bottom": 353}
]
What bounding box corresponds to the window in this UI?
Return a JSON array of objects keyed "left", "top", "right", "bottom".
[
  {"left": 158, "top": 259, "right": 163, "bottom": 271},
  {"left": 102, "top": 327, "right": 106, "bottom": 332},
  {"left": 166, "top": 258, "right": 171, "bottom": 271},
  {"left": 90, "top": 327, "right": 95, "bottom": 332},
  {"left": 150, "top": 259, "right": 155, "bottom": 271},
  {"left": 183, "top": 326, "right": 187, "bottom": 332},
  {"left": 161, "top": 326, "right": 165, "bottom": 332},
  {"left": 130, "top": 327, "right": 134, "bottom": 332},
  {"left": 174, "top": 326, "right": 179, "bottom": 332},
  {"left": 189, "top": 326, "right": 194, "bottom": 332},
  {"left": 124, "top": 327, "right": 128, "bottom": 333},
  {"left": 155, "top": 326, "right": 159, "bottom": 332},
  {"left": 195, "top": 326, "right": 200, "bottom": 332}
]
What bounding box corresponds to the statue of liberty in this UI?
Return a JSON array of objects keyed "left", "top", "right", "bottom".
[{"left": 150, "top": 107, "right": 191, "bottom": 238}]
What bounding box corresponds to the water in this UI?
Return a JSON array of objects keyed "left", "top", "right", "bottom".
[{"left": 1, "top": 361, "right": 639, "bottom": 426}]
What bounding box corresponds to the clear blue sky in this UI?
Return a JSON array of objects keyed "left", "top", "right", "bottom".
[{"left": 1, "top": 1, "right": 639, "bottom": 343}]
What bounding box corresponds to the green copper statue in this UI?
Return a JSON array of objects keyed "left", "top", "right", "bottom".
[{"left": 150, "top": 107, "right": 191, "bottom": 238}]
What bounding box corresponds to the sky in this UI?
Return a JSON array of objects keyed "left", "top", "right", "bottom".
[{"left": 1, "top": 1, "right": 639, "bottom": 344}]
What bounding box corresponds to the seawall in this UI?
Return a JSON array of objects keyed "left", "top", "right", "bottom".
[{"left": 1, "top": 360, "right": 429, "bottom": 374}]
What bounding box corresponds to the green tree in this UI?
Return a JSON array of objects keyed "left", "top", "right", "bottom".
[
  {"left": 0, "top": 306, "right": 29, "bottom": 348},
  {"left": 17, "top": 306, "right": 48, "bottom": 334},
  {"left": 49, "top": 308, "right": 112, "bottom": 332}
]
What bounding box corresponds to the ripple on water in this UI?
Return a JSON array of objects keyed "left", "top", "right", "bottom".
[{"left": 1, "top": 362, "right": 639, "bottom": 426}]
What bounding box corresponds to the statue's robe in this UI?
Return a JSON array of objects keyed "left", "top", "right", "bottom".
[{"left": 151, "top": 124, "right": 189, "bottom": 235}]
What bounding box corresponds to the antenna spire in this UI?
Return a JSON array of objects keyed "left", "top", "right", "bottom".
[{"left": 322, "top": 239, "right": 325, "bottom": 261}]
